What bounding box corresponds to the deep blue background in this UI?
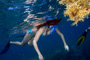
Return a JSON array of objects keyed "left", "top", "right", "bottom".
[{"left": 0, "top": 0, "right": 90, "bottom": 60}]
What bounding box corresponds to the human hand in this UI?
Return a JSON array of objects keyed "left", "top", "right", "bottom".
[
  {"left": 39, "top": 55, "right": 44, "bottom": 60},
  {"left": 64, "top": 45, "right": 69, "bottom": 51}
]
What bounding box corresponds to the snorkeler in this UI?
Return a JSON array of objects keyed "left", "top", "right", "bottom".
[
  {"left": 77, "top": 27, "right": 90, "bottom": 46},
  {"left": 0, "top": 16, "right": 69, "bottom": 60}
]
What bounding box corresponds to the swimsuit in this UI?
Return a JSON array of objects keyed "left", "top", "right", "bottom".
[
  {"left": 28, "top": 25, "right": 57, "bottom": 36},
  {"left": 28, "top": 29, "right": 33, "bottom": 35},
  {"left": 28, "top": 15, "right": 58, "bottom": 35},
  {"left": 49, "top": 25, "right": 58, "bottom": 34}
]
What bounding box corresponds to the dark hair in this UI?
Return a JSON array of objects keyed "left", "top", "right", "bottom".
[{"left": 36, "top": 19, "right": 61, "bottom": 29}]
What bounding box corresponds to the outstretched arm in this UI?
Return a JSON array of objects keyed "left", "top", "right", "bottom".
[
  {"left": 33, "top": 27, "right": 45, "bottom": 60},
  {"left": 55, "top": 28, "right": 69, "bottom": 51}
]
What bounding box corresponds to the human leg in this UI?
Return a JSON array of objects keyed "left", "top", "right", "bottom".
[
  {"left": 76, "top": 27, "right": 90, "bottom": 46},
  {"left": 28, "top": 38, "right": 34, "bottom": 47},
  {"left": 10, "top": 31, "right": 33, "bottom": 46}
]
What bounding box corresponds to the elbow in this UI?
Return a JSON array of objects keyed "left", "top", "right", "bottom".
[
  {"left": 60, "top": 33, "right": 63, "bottom": 36},
  {"left": 33, "top": 40, "right": 36, "bottom": 45},
  {"left": 59, "top": 33, "right": 64, "bottom": 37},
  {"left": 61, "top": 34, "right": 64, "bottom": 37}
]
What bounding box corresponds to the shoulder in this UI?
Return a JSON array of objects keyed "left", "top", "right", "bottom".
[{"left": 38, "top": 27, "right": 45, "bottom": 31}]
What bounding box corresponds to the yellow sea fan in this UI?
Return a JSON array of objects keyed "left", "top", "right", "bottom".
[
  {"left": 59, "top": 0, "right": 90, "bottom": 26},
  {"left": 64, "top": 3, "right": 81, "bottom": 24},
  {"left": 59, "top": 0, "right": 78, "bottom": 5}
]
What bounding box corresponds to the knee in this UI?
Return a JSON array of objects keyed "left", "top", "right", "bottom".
[
  {"left": 28, "top": 41, "right": 31, "bottom": 45},
  {"left": 20, "top": 43, "right": 25, "bottom": 46},
  {"left": 28, "top": 41, "right": 33, "bottom": 47},
  {"left": 28, "top": 42, "right": 30, "bottom": 45},
  {"left": 33, "top": 40, "right": 36, "bottom": 45}
]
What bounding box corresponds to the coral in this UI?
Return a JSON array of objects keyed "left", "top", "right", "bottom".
[{"left": 58, "top": 0, "right": 90, "bottom": 25}]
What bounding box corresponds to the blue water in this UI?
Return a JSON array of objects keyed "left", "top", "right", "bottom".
[{"left": 0, "top": 0, "right": 90, "bottom": 60}]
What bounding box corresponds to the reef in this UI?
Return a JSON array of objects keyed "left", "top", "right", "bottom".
[{"left": 58, "top": 0, "right": 90, "bottom": 25}]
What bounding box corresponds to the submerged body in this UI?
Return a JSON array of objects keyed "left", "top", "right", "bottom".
[{"left": 0, "top": 17, "right": 69, "bottom": 60}]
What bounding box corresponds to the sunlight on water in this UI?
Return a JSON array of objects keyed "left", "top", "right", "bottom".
[
  {"left": 10, "top": 0, "right": 61, "bottom": 35},
  {"left": 24, "top": 0, "right": 37, "bottom": 4}
]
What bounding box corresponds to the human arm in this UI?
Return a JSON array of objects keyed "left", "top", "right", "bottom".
[
  {"left": 55, "top": 28, "right": 69, "bottom": 51},
  {"left": 33, "top": 27, "right": 45, "bottom": 60}
]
